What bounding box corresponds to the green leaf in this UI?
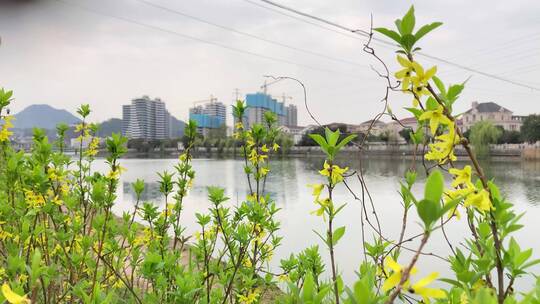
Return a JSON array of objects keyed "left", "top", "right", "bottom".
[
  {"left": 412, "top": 126, "right": 424, "bottom": 144},
  {"left": 414, "top": 22, "right": 443, "bottom": 42},
  {"left": 325, "top": 127, "right": 340, "bottom": 147},
  {"left": 447, "top": 83, "right": 465, "bottom": 104},
  {"left": 353, "top": 280, "right": 370, "bottom": 303},
  {"left": 313, "top": 229, "right": 328, "bottom": 246},
  {"left": 417, "top": 199, "right": 440, "bottom": 229},
  {"left": 302, "top": 273, "right": 315, "bottom": 301},
  {"left": 426, "top": 97, "right": 438, "bottom": 110},
  {"left": 432, "top": 75, "right": 446, "bottom": 97},
  {"left": 394, "top": 19, "right": 403, "bottom": 34},
  {"left": 400, "top": 6, "right": 416, "bottom": 35},
  {"left": 309, "top": 133, "right": 329, "bottom": 156},
  {"left": 477, "top": 222, "right": 491, "bottom": 239},
  {"left": 515, "top": 248, "right": 533, "bottom": 268},
  {"left": 332, "top": 226, "right": 346, "bottom": 246},
  {"left": 373, "top": 28, "right": 402, "bottom": 44},
  {"left": 400, "top": 34, "right": 416, "bottom": 52},
  {"left": 439, "top": 195, "right": 462, "bottom": 218},
  {"left": 336, "top": 134, "right": 357, "bottom": 150},
  {"left": 405, "top": 107, "right": 423, "bottom": 119},
  {"left": 425, "top": 170, "right": 444, "bottom": 203}
]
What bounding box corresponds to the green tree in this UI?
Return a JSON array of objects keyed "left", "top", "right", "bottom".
[
  {"left": 521, "top": 114, "right": 540, "bottom": 143},
  {"left": 495, "top": 126, "right": 522, "bottom": 144},
  {"left": 399, "top": 128, "right": 413, "bottom": 143},
  {"left": 469, "top": 121, "right": 502, "bottom": 158}
]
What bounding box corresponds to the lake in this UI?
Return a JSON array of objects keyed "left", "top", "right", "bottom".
[{"left": 94, "top": 156, "right": 540, "bottom": 289}]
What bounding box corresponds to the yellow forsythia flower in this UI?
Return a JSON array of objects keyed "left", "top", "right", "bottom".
[
  {"left": 419, "top": 105, "right": 452, "bottom": 135},
  {"left": 319, "top": 161, "right": 348, "bottom": 185},
  {"left": 309, "top": 184, "right": 324, "bottom": 200},
  {"left": 408, "top": 272, "right": 446, "bottom": 303},
  {"left": 395, "top": 55, "right": 415, "bottom": 91},
  {"left": 464, "top": 188, "right": 492, "bottom": 212},
  {"left": 449, "top": 165, "right": 474, "bottom": 188},
  {"left": 238, "top": 289, "right": 259, "bottom": 304},
  {"left": 1, "top": 283, "right": 30, "bottom": 304}
]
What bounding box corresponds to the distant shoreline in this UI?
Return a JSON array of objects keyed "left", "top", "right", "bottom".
[{"left": 102, "top": 145, "right": 539, "bottom": 162}]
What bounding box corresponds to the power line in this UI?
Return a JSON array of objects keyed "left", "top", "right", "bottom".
[
  {"left": 133, "top": 0, "right": 368, "bottom": 68},
  {"left": 241, "top": 0, "right": 372, "bottom": 43},
  {"left": 251, "top": 0, "right": 540, "bottom": 91},
  {"left": 448, "top": 32, "right": 540, "bottom": 61},
  {"left": 53, "top": 0, "right": 371, "bottom": 79},
  {"left": 439, "top": 47, "right": 540, "bottom": 77}
]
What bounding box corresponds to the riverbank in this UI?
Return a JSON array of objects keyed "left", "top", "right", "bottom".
[{"left": 113, "top": 143, "right": 540, "bottom": 161}]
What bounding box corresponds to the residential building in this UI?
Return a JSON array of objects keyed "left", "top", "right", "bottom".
[
  {"left": 189, "top": 100, "right": 226, "bottom": 136},
  {"left": 242, "top": 92, "right": 298, "bottom": 128},
  {"left": 202, "top": 101, "right": 227, "bottom": 125},
  {"left": 122, "top": 96, "right": 171, "bottom": 140},
  {"left": 462, "top": 101, "right": 524, "bottom": 132},
  {"left": 279, "top": 125, "right": 305, "bottom": 144},
  {"left": 285, "top": 104, "right": 298, "bottom": 127},
  {"left": 353, "top": 120, "right": 387, "bottom": 136}
]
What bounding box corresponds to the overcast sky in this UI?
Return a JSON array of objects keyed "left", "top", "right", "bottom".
[{"left": 1, "top": 0, "right": 539, "bottom": 126}]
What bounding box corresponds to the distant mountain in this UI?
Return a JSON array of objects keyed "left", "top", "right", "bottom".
[
  {"left": 170, "top": 116, "right": 185, "bottom": 138},
  {"left": 96, "top": 118, "right": 122, "bottom": 137},
  {"left": 13, "top": 104, "right": 80, "bottom": 130}
]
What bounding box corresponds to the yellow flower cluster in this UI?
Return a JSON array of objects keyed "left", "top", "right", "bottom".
[
  {"left": 24, "top": 189, "right": 46, "bottom": 209},
  {"left": 85, "top": 137, "right": 100, "bottom": 157},
  {"left": 248, "top": 149, "right": 267, "bottom": 165},
  {"left": 424, "top": 120, "right": 460, "bottom": 164},
  {"left": 237, "top": 289, "right": 260, "bottom": 304},
  {"left": 133, "top": 227, "right": 161, "bottom": 246},
  {"left": 160, "top": 203, "right": 175, "bottom": 218},
  {"left": 445, "top": 165, "right": 492, "bottom": 213},
  {"left": 309, "top": 183, "right": 331, "bottom": 220},
  {"left": 382, "top": 256, "right": 445, "bottom": 303},
  {"left": 395, "top": 56, "right": 437, "bottom": 107},
  {"left": 106, "top": 166, "right": 126, "bottom": 180},
  {"left": 74, "top": 123, "right": 90, "bottom": 144},
  {"left": 194, "top": 225, "right": 218, "bottom": 241},
  {"left": 0, "top": 221, "right": 13, "bottom": 241},
  {"left": 0, "top": 116, "right": 14, "bottom": 142},
  {"left": 319, "top": 161, "right": 348, "bottom": 186}
]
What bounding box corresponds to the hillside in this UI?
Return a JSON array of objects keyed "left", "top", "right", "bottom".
[
  {"left": 170, "top": 115, "right": 185, "bottom": 138},
  {"left": 13, "top": 104, "right": 80, "bottom": 129},
  {"left": 97, "top": 118, "right": 122, "bottom": 137}
]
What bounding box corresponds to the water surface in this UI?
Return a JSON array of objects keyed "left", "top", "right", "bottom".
[{"left": 95, "top": 157, "right": 540, "bottom": 289}]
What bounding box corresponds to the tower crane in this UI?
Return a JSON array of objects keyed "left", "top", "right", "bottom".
[
  {"left": 192, "top": 95, "right": 217, "bottom": 107},
  {"left": 260, "top": 78, "right": 286, "bottom": 95}
]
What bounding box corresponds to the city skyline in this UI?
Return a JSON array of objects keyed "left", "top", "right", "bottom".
[{"left": 1, "top": 0, "right": 539, "bottom": 126}]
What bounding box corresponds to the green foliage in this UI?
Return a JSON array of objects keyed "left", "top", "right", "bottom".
[
  {"left": 374, "top": 5, "right": 442, "bottom": 54},
  {"left": 469, "top": 121, "right": 503, "bottom": 157},
  {"left": 521, "top": 114, "right": 540, "bottom": 143},
  {"left": 309, "top": 127, "right": 356, "bottom": 160}
]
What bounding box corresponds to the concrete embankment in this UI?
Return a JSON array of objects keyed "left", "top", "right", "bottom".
[{"left": 103, "top": 143, "right": 540, "bottom": 160}]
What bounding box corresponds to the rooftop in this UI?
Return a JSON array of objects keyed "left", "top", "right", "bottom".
[
  {"left": 359, "top": 119, "right": 386, "bottom": 127},
  {"left": 466, "top": 102, "right": 511, "bottom": 113}
]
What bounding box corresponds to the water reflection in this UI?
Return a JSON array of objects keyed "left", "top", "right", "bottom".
[{"left": 123, "top": 182, "right": 164, "bottom": 204}]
